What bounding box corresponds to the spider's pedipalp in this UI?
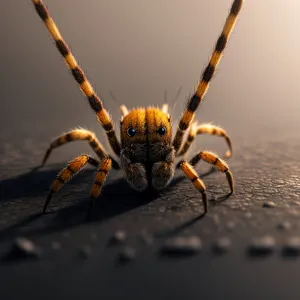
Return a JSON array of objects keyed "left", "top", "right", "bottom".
[
  {"left": 43, "top": 154, "right": 99, "bottom": 213},
  {"left": 40, "top": 128, "right": 120, "bottom": 169},
  {"left": 173, "top": 0, "right": 243, "bottom": 152},
  {"left": 31, "top": 0, "right": 121, "bottom": 156}
]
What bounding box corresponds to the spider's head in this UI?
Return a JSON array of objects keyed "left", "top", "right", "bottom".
[{"left": 120, "top": 107, "right": 172, "bottom": 148}]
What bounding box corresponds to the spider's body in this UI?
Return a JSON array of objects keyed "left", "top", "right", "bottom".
[
  {"left": 120, "top": 107, "right": 174, "bottom": 192},
  {"left": 31, "top": 0, "right": 243, "bottom": 217}
]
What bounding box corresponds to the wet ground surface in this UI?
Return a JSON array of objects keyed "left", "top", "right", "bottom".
[{"left": 1, "top": 128, "right": 300, "bottom": 300}]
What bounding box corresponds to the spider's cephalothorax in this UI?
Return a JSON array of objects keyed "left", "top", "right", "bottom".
[
  {"left": 31, "top": 0, "right": 243, "bottom": 217},
  {"left": 120, "top": 107, "right": 175, "bottom": 192}
]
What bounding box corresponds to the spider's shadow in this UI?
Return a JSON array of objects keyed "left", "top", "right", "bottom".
[
  {"left": 0, "top": 163, "right": 222, "bottom": 240},
  {"left": 0, "top": 165, "right": 159, "bottom": 240}
]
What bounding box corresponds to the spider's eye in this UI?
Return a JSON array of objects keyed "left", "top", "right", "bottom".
[
  {"left": 127, "top": 127, "right": 136, "bottom": 137},
  {"left": 158, "top": 126, "right": 167, "bottom": 136}
]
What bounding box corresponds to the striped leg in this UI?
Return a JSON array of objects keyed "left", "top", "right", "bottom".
[
  {"left": 180, "top": 161, "right": 208, "bottom": 213},
  {"left": 43, "top": 154, "right": 99, "bottom": 213},
  {"left": 190, "top": 151, "right": 234, "bottom": 194},
  {"left": 40, "top": 128, "right": 120, "bottom": 169},
  {"left": 177, "top": 123, "right": 232, "bottom": 158},
  {"left": 31, "top": 0, "right": 121, "bottom": 156},
  {"left": 173, "top": 0, "right": 243, "bottom": 152},
  {"left": 88, "top": 158, "right": 112, "bottom": 217}
]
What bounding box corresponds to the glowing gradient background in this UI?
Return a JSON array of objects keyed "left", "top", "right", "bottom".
[{"left": 1, "top": 0, "right": 299, "bottom": 166}]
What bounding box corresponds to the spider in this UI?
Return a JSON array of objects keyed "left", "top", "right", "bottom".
[{"left": 31, "top": 0, "right": 243, "bottom": 217}]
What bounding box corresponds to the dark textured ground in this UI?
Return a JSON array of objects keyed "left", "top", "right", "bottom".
[
  {"left": 2, "top": 1, "right": 300, "bottom": 298},
  {"left": 1, "top": 128, "right": 300, "bottom": 300}
]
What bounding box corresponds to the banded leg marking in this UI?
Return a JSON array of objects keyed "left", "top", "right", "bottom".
[
  {"left": 88, "top": 158, "right": 112, "bottom": 216},
  {"left": 180, "top": 161, "right": 208, "bottom": 213},
  {"left": 41, "top": 129, "right": 120, "bottom": 169},
  {"left": 31, "top": 0, "right": 121, "bottom": 156},
  {"left": 43, "top": 154, "right": 99, "bottom": 213},
  {"left": 177, "top": 123, "right": 232, "bottom": 158},
  {"left": 173, "top": 0, "right": 243, "bottom": 152},
  {"left": 189, "top": 151, "right": 234, "bottom": 194}
]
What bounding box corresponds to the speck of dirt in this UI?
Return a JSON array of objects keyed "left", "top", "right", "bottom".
[
  {"left": 277, "top": 221, "right": 292, "bottom": 231},
  {"left": 245, "top": 212, "right": 252, "bottom": 219},
  {"left": 226, "top": 221, "right": 236, "bottom": 231},
  {"left": 248, "top": 236, "right": 276, "bottom": 256},
  {"left": 159, "top": 206, "right": 166, "bottom": 213},
  {"left": 78, "top": 246, "right": 92, "bottom": 259},
  {"left": 91, "top": 233, "right": 98, "bottom": 242},
  {"left": 4, "top": 237, "right": 41, "bottom": 261},
  {"left": 282, "top": 237, "right": 300, "bottom": 256},
  {"left": 51, "top": 241, "right": 61, "bottom": 250},
  {"left": 62, "top": 231, "right": 70, "bottom": 238},
  {"left": 212, "top": 237, "right": 231, "bottom": 254},
  {"left": 110, "top": 230, "right": 127, "bottom": 245},
  {"left": 138, "top": 232, "right": 153, "bottom": 245},
  {"left": 161, "top": 236, "right": 202, "bottom": 256},
  {"left": 263, "top": 201, "right": 276, "bottom": 208},
  {"left": 118, "top": 247, "right": 136, "bottom": 263}
]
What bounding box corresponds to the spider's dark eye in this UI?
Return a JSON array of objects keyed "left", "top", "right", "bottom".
[
  {"left": 127, "top": 127, "right": 136, "bottom": 137},
  {"left": 158, "top": 126, "right": 167, "bottom": 136}
]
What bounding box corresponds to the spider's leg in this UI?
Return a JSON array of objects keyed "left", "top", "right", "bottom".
[
  {"left": 43, "top": 154, "right": 99, "bottom": 213},
  {"left": 177, "top": 123, "right": 232, "bottom": 158},
  {"left": 179, "top": 161, "right": 208, "bottom": 214},
  {"left": 88, "top": 158, "right": 112, "bottom": 218},
  {"left": 31, "top": 0, "right": 121, "bottom": 156},
  {"left": 40, "top": 129, "right": 120, "bottom": 169},
  {"left": 173, "top": 0, "right": 243, "bottom": 152},
  {"left": 189, "top": 151, "right": 234, "bottom": 194}
]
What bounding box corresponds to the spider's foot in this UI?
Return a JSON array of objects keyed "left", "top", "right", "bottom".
[
  {"left": 201, "top": 191, "right": 208, "bottom": 214},
  {"left": 43, "top": 192, "right": 53, "bottom": 214}
]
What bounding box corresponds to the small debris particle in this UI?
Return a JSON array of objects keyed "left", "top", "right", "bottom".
[
  {"left": 62, "top": 231, "right": 70, "bottom": 238},
  {"left": 213, "top": 214, "right": 220, "bottom": 226},
  {"left": 159, "top": 206, "right": 166, "bottom": 213},
  {"left": 245, "top": 212, "right": 252, "bottom": 219},
  {"left": 263, "top": 201, "right": 276, "bottom": 208},
  {"left": 91, "top": 233, "right": 98, "bottom": 242},
  {"left": 78, "top": 246, "right": 92, "bottom": 259},
  {"left": 118, "top": 247, "right": 136, "bottom": 263},
  {"left": 51, "top": 241, "right": 61, "bottom": 250},
  {"left": 212, "top": 237, "right": 231, "bottom": 254},
  {"left": 226, "top": 221, "right": 236, "bottom": 231},
  {"left": 282, "top": 237, "right": 300, "bottom": 256},
  {"left": 248, "top": 236, "right": 276, "bottom": 256},
  {"left": 4, "top": 237, "right": 41, "bottom": 261},
  {"left": 110, "top": 230, "right": 127, "bottom": 245},
  {"left": 277, "top": 221, "right": 292, "bottom": 231},
  {"left": 138, "top": 232, "right": 153, "bottom": 245},
  {"left": 161, "top": 236, "right": 202, "bottom": 256}
]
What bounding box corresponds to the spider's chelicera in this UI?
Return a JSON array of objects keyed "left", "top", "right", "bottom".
[{"left": 31, "top": 0, "right": 243, "bottom": 217}]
